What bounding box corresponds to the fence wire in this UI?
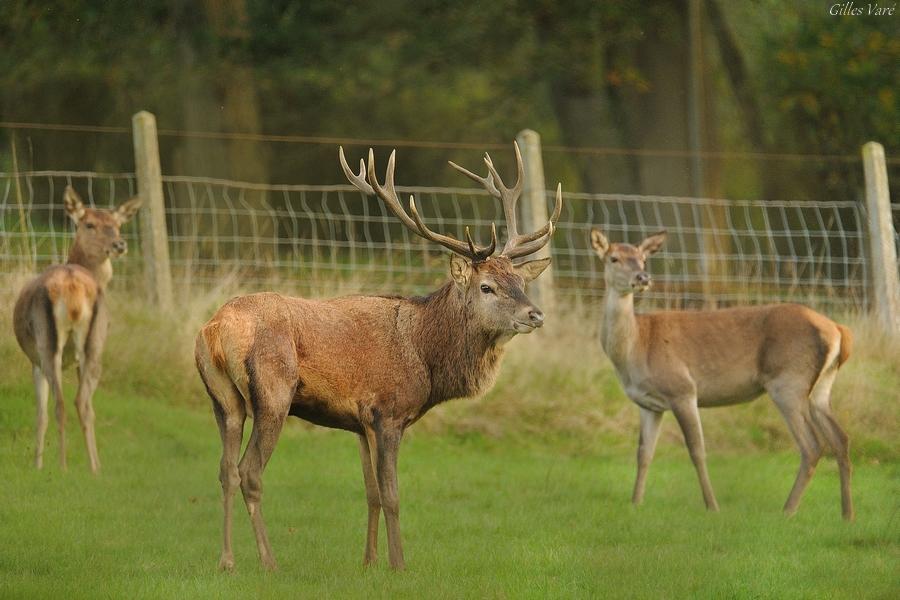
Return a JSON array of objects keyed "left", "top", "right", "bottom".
[{"left": 0, "top": 171, "right": 883, "bottom": 313}]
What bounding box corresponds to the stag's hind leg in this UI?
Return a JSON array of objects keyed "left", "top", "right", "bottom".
[
  {"left": 238, "top": 366, "right": 293, "bottom": 572},
  {"left": 204, "top": 374, "right": 246, "bottom": 572},
  {"left": 808, "top": 368, "right": 854, "bottom": 520}
]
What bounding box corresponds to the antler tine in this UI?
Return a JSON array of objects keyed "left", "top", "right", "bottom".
[
  {"left": 339, "top": 146, "right": 497, "bottom": 261},
  {"left": 363, "top": 149, "right": 420, "bottom": 233},
  {"left": 501, "top": 183, "right": 564, "bottom": 260},
  {"left": 339, "top": 146, "right": 374, "bottom": 195},
  {"left": 447, "top": 160, "right": 501, "bottom": 198},
  {"left": 408, "top": 196, "right": 495, "bottom": 260},
  {"left": 482, "top": 142, "right": 525, "bottom": 248}
]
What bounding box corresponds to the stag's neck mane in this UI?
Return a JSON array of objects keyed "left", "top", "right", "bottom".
[
  {"left": 67, "top": 244, "right": 113, "bottom": 288},
  {"left": 410, "top": 281, "right": 506, "bottom": 406}
]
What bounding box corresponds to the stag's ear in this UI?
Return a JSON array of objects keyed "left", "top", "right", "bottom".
[
  {"left": 449, "top": 254, "right": 472, "bottom": 288},
  {"left": 114, "top": 196, "right": 143, "bottom": 225},
  {"left": 63, "top": 186, "right": 86, "bottom": 222},
  {"left": 514, "top": 257, "right": 551, "bottom": 282},
  {"left": 590, "top": 228, "right": 609, "bottom": 257},
  {"left": 639, "top": 230, "right": 667, "bottom": 256}
]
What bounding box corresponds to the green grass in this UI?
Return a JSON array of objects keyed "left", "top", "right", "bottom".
[
  {"left": 1, "top": 281, "right": 898, "bottom": 598},
  {"left": 1, "top": 378, "right": 898, "bottom": 599}
]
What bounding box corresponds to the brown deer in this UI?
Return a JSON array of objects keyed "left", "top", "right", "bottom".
[
  {"left": 195, "top": 143, "right": 562, "bottom": 571},
  {"left": 589, "top": 228, "right": 854, "bottom": 520},
  {"left": 13, "top": 186, "right": 142, "bottom": 473}
]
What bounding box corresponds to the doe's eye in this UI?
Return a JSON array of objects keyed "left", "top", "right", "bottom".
[
  {"left": 84, "top": 222, "right": 96, "bottom": 230},
  {"left": 480, "top": 284, "right": 494, "bottom": 294},
  {"left": 609, "top": 256, "right": 618, "bottom": 263}
]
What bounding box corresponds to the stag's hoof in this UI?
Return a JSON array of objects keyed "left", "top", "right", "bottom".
[{"left": 217, "top": 554, "right": 235, "bottom": 572}]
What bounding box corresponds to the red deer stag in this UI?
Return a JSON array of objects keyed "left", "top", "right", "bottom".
[
  {"left": 195, "top": 143, "right": 562, "bottom": 571},
  {"left": 14, "top": 186, "right": 142, "bottom": 473},
  {"left": 589, "top": 228, "right": 854, "bottom": 520}
]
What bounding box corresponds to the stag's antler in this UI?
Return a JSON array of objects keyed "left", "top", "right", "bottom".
[
  {"left": 448, "top": 141, "right": 562, "bottom": 260},
  {"left": 340, "top": 147, "right": 497, "bottom": 262}
]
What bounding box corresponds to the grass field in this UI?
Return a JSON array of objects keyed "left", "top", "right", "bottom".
[{"left": 1, "top": 282, "right": 898, "bottom": 598}]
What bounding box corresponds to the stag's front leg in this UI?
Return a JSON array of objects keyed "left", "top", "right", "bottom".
[
  {"left": 358, "top": 434, "right": 381, "bottom": 566},
  {"left": 367, "top": 417, "right": 405, "bottom": 570},
  {"left": 671, "top": 398, "right": 720, "bottom": 512}
]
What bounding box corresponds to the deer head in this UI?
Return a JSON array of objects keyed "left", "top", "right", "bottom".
[
  {"left": 339, "top": 144, "right": 561, "bottom": 335},
  {"left": 590, "top": 228, "right": 667, "bottom": 295},
  {"left": 64, "top": 186, "right": 142, "bottom": 264}
]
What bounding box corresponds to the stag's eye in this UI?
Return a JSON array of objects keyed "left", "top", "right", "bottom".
[
  {"left": 480, "top": 284, "right": 494, "bottom": 294},
  {"left": 84, "top": 222, "right": 96, "bottom": 230},
  {"left": 609, "top": 256, "right": 618, "bottom": 263}
]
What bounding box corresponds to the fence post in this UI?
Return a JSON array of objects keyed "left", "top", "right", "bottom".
[
  {"left": 132, "top": 111, "right": 173, "bottom": 310},
  {"left": 862, "top": 141, "right": 899, "bottom": 334},
  {"left": 516, "top": 129, "right": 555, "bottom": 312}
]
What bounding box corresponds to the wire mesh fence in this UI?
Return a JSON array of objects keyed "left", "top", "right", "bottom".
[{"left": 2, "top": 169, "right": 882, "bottom": 314}]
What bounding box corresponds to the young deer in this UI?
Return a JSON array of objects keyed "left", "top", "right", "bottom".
[
  {"left": 195, "top": 143, "right": 561, "bottom": 571},
  {"left": 13, "top": 186, "right": 142, "bottom": 473},
  {"left": 590, "top": 228, "right": 854, "bottom": 520}
]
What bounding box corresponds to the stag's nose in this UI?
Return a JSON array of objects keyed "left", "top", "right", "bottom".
[
  {"left": 528, "top": 308, "right": 545, "bottom": 327},
  {"left": 112, "top": 239, "right": 127, "bottom": 253},
  {"left": 634, "top": 272, "right": 651, "bottom": 287}
]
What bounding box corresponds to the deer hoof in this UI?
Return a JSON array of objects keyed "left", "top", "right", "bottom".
[{"left": 217, "top": 555, "right": 235, "bottom": 572}]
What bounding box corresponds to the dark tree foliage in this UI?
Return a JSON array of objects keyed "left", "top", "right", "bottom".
[{"left": 0, "top": 0, "right": 895, "bottom": 201}]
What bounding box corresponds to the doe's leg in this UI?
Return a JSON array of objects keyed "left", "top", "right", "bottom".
[
  {"left": 671, "top": 398, "right": 719, "bottom": 511},
  {"left": 808, "top": 369, "right": 854, "bottom": 520},
  {"left": 33, "top": 366, "right": 50, "bottom": 469},
  {"left": 632, "top": 407, "right": 664, "bottom": 505},
  {"left": 73, "top": 340, "right": 102, "bottom": 473},
  {"left": 41, "top": 342, "right": 68, "bottom": 471},
  {"left": 769, "top": 383, "right": 822, "bottom": 517}
]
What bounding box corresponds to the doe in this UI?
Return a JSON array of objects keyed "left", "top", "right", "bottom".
[
  {"left": 13, "top": 186, "right": 141, "bottom": 473},
  {"left": 590, "top": 228, "right": 853, "bottom": 520}
]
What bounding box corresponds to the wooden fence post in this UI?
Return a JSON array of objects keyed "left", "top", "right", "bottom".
[
  {"left": 132, "top": 111, "right": 174, "bottom": 310},
  {"left": 516, "top": 129, "right": 556, "bottom": 312},
  {"left": 862, "top": 141, "right": 899, "bottom": 334}
]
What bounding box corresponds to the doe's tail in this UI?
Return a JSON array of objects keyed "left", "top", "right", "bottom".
[{"left": 836, "top": 324, "right": 852, "bottom": 367}]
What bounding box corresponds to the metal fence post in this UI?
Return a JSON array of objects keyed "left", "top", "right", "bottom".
[
  {"left": 862, "top": 141, "right": 899, "bottom": 333},
  {"left": 516, "top": 129, "right": 555, "bottom": 312},
  {"left": 132, "top": 111, "right": 174, "bottom": 310}
]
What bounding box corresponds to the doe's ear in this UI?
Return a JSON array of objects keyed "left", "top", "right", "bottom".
[
  {"left": 449, "top": 254, "right": 472, "bottom": 288},
  {"left": 63, "top": 186, "right": 86, "bottom": 222},
  {"left": 514, "top": 257, "right": 551, "bottom": 283},
  {"left": 114, "top": 196, "right": 143, "bottom": 225},
  {"left": 589, "top": 228, "right": 609, "bottom": 257},
  {"left": 639, "top": 230, "right": 667, "bottom": 256}
]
